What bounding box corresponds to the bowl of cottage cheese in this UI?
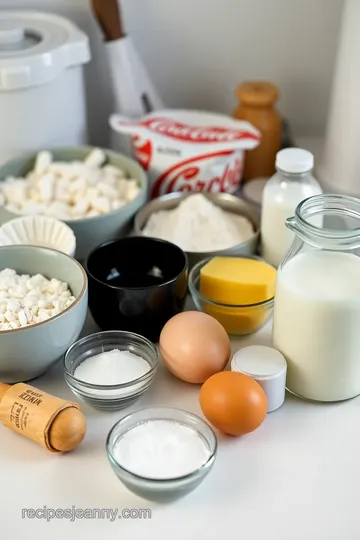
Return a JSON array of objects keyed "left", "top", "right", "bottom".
[
  {"left": 0, "top": 147, "right": 148, "bottom": 260},
  {"left": 0, "top": 245, "right": 88, "bottom": 383}
]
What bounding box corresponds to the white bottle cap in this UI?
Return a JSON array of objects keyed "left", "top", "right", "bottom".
[
  {"left": 275, "top": 148, "right": 314, "bottom": 174},
  {"left": 231, "top": 346, "right": 287, "bottom": 412}
]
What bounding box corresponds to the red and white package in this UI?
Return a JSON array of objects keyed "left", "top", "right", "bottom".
[{"left": 109, "top": 109, "right": 260, "bottom": 198}]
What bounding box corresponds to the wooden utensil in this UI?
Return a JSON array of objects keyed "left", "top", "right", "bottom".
[
  {"left": 0, "top": 382, "right": 86, "bottom": 452},
  {"left": 91, "top": 0, "right": 125, "bottom": 41},
  {"left": 91, "top": 0, "right": 164, "bottom": 116}
]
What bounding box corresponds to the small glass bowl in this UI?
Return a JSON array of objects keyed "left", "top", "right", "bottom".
[
  {"left": 64, "top": 331, "right": 159, "bottom": 411},
  {"left": 188, "top": 257, "right": 274, "bottom": 336},
  {"left": 106, "top": 407, "right": 217, "bottom": 502}
]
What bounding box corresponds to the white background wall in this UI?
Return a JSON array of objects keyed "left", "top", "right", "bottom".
[{"left": 1, "top": 0, "right": 345, "bottom": 146}]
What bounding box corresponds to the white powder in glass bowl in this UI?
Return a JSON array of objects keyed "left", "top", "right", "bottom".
[
  {"left": 142, "top": 193, "right": 254, "bottom": 252},
  {"left": 113, "top": 420, "right": 211, "bottom": 479}
]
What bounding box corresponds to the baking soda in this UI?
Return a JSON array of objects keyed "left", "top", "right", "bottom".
[
  {"left": 74, "top": 349, "right": 150, "bottom": 385},
  {"left": 113, "top": 420, "right": 211, "bottom": 479},
  {"left": 142, "top": 193, "right": 254, "bottom": 252}
]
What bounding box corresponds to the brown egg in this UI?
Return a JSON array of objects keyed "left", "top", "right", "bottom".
[
  {"left": 159, "top": 311, "right": 231, "bottom": 383},
  {"left": 200, "top": 371, "right": 267, "bottom": 436}
]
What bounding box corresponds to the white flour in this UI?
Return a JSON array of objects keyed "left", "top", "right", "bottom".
[
  {"left": 113, "top": 419, "right": 211, "bottom": 479},
  {"left": 142, "top": 193, "right": 254, "bottom": 252}
]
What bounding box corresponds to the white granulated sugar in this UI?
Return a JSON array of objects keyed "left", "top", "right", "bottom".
[
  {"left": 113, "top": 419, "right": 211, "bottom": 479},
  {"left": 142, "top": 193, "right": 254, "bottom": 252},
  {"left": 74, "top": 349, "right": 150, "bottom": 385}
]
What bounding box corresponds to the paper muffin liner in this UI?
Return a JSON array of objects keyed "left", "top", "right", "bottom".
[{"left": 0, "top": 216, "right": 76, "bottom": 257}]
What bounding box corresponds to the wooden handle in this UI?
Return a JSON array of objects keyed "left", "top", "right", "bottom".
[
  {"left": 0, "top": 382, "right": 9, "bottom": 402},
  {"left": 91, "top": 0, "right": 125, "bottom": 41}
]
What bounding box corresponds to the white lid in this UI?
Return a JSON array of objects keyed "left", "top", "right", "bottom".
[
  {"left": 0, "top": 11, "right": 91, "bottom": 90},
  {"left": 231, "top": 346, "right": 286, "bottom": 379},
  {"left": 275, "top": 148, "right": 314, "bottom": 174}
]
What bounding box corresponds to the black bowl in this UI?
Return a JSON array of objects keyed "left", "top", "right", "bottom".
[{"left": 85, "top": 237, "right": 188, "bottom": 342}]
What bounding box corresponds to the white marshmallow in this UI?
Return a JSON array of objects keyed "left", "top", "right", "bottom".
[
  {"left": 0, "top": 149, "right": 140, "bottom": 220},
  {"left": 84, "top": 148, "right": 106, "bottom": 168},
  {"left": 34, "top": 151, "right": 52, "bottom": 175},
  {"left": 92, "top": 196, "right": 111, "bottom": 214},
  {"left": 0, "top": 268, "right": 75, "bottom": 331},
  {"left": 39, "top": 173, "right": 55, "bottom": 202},
  {"left": 18, "top": 310, "right": 27, "bottom": 326},
  {"left": 103, "top": 164, "right": 126, "bottom": 178},
  {"left": 71, "top": 198, "right": 89, "bottom": 216},
  {"left": 97, "top": 182, "right": 118, "bottom": 199}
]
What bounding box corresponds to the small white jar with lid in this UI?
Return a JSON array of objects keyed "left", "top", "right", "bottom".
[
  {"left": 231, "top": 345, "right": 287, "bottom": 412},
  {"left": 261, "top": 148, "right": 322, "bottom": 268}
]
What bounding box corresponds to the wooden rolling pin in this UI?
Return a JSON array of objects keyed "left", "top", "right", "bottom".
[{"left": 0, "top": 382, "right": 86, "bottom": 452}]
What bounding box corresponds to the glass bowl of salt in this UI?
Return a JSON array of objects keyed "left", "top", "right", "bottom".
[
  {"left": 106, "top": 407, "right": 217, "bottom": 502},
  {"left": 64, "top": 330, "right": 159, "bottom": 410}
]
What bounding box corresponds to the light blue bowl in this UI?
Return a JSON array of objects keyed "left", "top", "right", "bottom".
[
  {"left": 0, "top": 147, "right": 148, "bottom": 260},
  {"left": 0, "top": 245, "right": 88, "bottom": 383}
]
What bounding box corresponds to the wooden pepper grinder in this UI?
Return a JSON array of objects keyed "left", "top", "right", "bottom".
[
  {"left": 233, "top": 81, "right": 282, "bottom": 181},
  {"left": 0, "top": 382, "right": 86, "bottom": 452}
]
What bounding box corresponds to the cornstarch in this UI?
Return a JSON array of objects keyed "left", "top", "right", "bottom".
[
  {"left": 74, "top": 349, "right": 150, "bottom": 385},
  {"left": 142, "top": 193, "right": 254, "bottom": 252},
  {"left": 113, "top": 420, "right": 211, "bottom": 479}
]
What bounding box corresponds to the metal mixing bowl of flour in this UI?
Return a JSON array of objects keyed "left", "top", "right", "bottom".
[{"left": 134, "top": 192, "right": 260, "bottom": 270}]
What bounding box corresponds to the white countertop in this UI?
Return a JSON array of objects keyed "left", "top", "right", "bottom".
[{"left": 1, "top": 306, "right": 360, "bottom": 540}]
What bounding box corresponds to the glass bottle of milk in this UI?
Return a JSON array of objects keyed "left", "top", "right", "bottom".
[
  {"left": 273, "top": 193, "right": 360, "bottom": 402},
  {"left": 261, "top": 148, "right": 322, "bottom": 268}
]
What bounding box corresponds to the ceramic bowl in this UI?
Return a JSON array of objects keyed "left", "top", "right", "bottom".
[
  {"left": 0, "top": 245, "right": 88, "bottom": 383},
  {"left": 85, "top": 236, "right": 188, "bottom": 342},
  {"left": 106, "top": 407, "right": 217, "bottom": 502},
  {"left": 134, "top": 191, "right": 260, "bottom": 269},
  {"left": 188, "top": 256, "right": 274, "bottom": 336},
  {"left": 0, "top": 147, "right": 148, "bottom": 260},
  {"left": 64, "top": 331, "right": 159, "bottom": 411},
  {"left": 0, "top": 215, "right": 76, "bottom": 257}
]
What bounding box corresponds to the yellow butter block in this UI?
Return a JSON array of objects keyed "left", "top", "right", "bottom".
[{"left": 200, "top": 257, "right": 276, "bottom": 305}]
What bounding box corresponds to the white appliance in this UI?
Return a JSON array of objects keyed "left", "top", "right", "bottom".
[
  {"left": 0, "top": 11, "right": 91, "bottom": 165},
  {"left": 319, "top": 0, "right": 360, "bottom": 196}
]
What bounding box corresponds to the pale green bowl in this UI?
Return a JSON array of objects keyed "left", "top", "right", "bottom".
[
  {"left": 0, "top": 245, "right": 88, "bottom": 383},
  {"left": 0, "top": 147, "right": 148, "bottom": 260}
]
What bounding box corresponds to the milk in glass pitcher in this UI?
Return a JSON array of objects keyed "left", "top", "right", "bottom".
[{"left": 273, "top": 194, "right": 360, "bottom": 402}]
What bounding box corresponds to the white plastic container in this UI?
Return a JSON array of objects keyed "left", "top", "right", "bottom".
[
  {"left": 231, "top": 346, "right": 287, "bottom": 412},
  {"left": 0, "top": 12, "right": 91, "bottom": 165},
  {"left": 261, "top": 148, "right": 322, "bottom": 268}
]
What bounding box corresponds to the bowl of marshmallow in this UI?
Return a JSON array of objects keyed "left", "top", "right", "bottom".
[
  {"left": 0, "top": 147, "right": 148, "bottom": 260},
  {"left": 0, "top": 245, "right": 88, "bottom": 383}
]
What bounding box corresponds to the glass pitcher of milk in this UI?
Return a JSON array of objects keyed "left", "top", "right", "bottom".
[{"left": 273, "top": 193, "right": 360, "bottom": 402}]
